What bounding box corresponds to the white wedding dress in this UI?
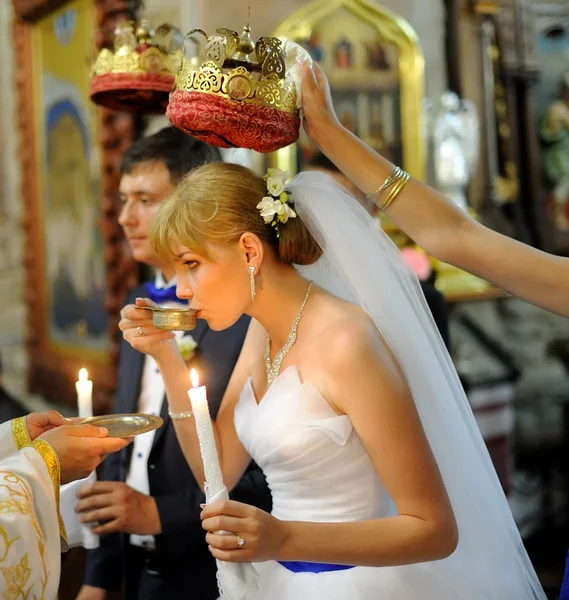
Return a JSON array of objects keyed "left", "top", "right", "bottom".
[
  {"left": 216, "top": 172, "right": 544, "bottom": 599},
  {"left": 234, "top": 366, "right": 514, "bottom": 599}
]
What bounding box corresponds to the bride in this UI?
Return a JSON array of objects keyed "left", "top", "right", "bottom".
[{"left": 118, "top": 75, "right": 546, "bottom": 599}]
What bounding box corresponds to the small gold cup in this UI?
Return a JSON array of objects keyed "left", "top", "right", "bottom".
[{"left": 140, "top": 307, "right": 197, "bottom": 331}]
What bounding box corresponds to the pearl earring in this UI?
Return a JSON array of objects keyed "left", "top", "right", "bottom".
[{"left": 249, "top": 265, "right": 257, "bottom": 302}]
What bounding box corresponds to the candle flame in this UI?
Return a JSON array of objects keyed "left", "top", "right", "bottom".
[
  {"left": 79, "top": 368, "right": 88, "bottom": 382},
  {"left": 190, "top": 368, "right": 199, "bottom": 388}
]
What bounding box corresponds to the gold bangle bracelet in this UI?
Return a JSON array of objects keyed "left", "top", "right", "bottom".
[
  {"left": 380, "top": 173, "right": 409, "bottom": 211},
  {"left": 379, "top": 171, "right": 410, "bottom": 212},
  {"left": 365, "top": 166, "right": 403, "bottom": 205}
]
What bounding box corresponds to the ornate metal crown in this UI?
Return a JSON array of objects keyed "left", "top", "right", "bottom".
[
  {"left": 90, "top": 19, "right": 183, "bottom": 113},
  {"left": 173, "top": 24, "right": 298, "bottom": 113}
]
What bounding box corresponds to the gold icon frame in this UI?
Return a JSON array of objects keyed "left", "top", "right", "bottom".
[{"left": 272, "top": 0, "right": 426, "bottom": 182}]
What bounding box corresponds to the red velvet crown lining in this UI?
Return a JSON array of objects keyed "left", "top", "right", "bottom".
[
  {"left": 90, "top": 72, "right": 175, "bottom": 114},
  {"left": 166, "top": 90, "right": 300, "bottom": 153}
]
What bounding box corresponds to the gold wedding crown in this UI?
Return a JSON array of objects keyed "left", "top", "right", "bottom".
[
  {"left": 92, "top": 19, "right": 183, "bottom": 80},
  {"left": 90, "top": 19, "right": 184, "bottom": 113},
  {"left": 173, "top": 24, "right": 298, "bottom": 113}
]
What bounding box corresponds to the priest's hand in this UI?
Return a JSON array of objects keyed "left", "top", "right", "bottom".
[
  {"left": 40, "top": 424, "right": 131, "bottom": 484},
  {"left": 75, "top": 481, "right": 162, "bottom": 535},
  {"left": 26, "top": 410, "right": 73, "bottom": 441},
  {"left": 119, "top": 298, "right": 177, "bottom": 359}
]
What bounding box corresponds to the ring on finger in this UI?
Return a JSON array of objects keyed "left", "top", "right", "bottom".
[
  {"left": 137, "top": 326, "right": 145, "bottom": 337},
  {"left": 236, "top": 535, "right": 245, "bottom": 549}
]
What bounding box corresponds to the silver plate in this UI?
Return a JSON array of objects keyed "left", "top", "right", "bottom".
[{"left": 81, "top": 414, "right": 163, "bottom": 438}]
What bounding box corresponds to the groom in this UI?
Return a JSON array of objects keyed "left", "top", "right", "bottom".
[{"left": 75, "top": 128, "right": 271, "bottom": 600}]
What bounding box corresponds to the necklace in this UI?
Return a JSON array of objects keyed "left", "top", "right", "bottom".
[{"left": 264, "top": 281, "right": 313, "bottom": 387}]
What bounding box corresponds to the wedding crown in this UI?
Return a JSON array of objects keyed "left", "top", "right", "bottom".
[
  {"left": 90, "top": 19, "right": 183, "bottom": 113},
  {"left": 173, "top": 24, "right": 298, "bottom": 113}
]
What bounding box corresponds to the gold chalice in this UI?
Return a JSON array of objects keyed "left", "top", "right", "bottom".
[{"left": 140, "top": 306, "right": 197, "bottom": 331}]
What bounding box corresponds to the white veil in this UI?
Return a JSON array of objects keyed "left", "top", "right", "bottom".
[{"left": 288, "top": 171, "right": 545, "bottom": 599}]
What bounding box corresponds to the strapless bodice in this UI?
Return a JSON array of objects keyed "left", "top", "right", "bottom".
[{"left": 234, "top": 366, "right": 395, "bottom": 523}]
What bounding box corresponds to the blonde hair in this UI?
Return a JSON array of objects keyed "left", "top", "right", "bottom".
[{"left": 150, "top": 162, "right": 322, "bottom": 265}]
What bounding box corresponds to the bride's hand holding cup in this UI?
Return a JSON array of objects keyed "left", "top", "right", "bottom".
[{"left": 119, "top": 298, "right": 176, "bottom": 358}]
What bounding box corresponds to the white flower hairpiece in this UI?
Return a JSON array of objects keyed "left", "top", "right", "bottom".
[{"left": 256, "top": 168, "right": 296, "bottom": 238}]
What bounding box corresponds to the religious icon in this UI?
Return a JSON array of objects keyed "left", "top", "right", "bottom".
[
  {"left": 334, "top": 36, "right": 353, "bottom": 69},
  {"left": 366, "top": 39, "right": 390, "bottom": 71},
  {"left": 227, "top": 75, "right": 252, "bottom": 101},
  {"left": 45, "top": 92, "right": 106, "bottom": 341},
  {"left": 540, "top": 72, "right": 569, "bottom": 230},
  {"left": 38, "top": 1, "right": 109, "bottom": 353},
  {"left": 303, "top": 29, "right": 324, "bottom": 62}
]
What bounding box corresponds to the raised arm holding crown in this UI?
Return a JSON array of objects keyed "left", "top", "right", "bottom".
[{"left": 299, "top": 61, "right": 569, "bottom": 317}]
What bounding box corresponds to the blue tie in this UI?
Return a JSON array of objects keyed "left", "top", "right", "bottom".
[{"left": 144, "top": 282, "right": 188, "bottom": 305}]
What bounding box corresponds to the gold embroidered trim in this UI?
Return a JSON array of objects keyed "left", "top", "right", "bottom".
[
  {"left": 0, "top": 470, "right": 48, "bottom": 597},
  {"left": 11, "top": 418, "right": 31, "bottom": 451},
  {"left": 30, "top": 440, "right": 67, "bottom": 546}
]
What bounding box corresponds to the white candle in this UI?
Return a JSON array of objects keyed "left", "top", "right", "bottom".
[
  {"left": 75, "top": 368, "right": 98, "bottom": 548},
  {"left": 188, "top": 369, "right": 224, "bottom": 498},
  {"left": 188, "top": 370, "right": 259, "bottom": 597},
  {"left": 76, "top": 368, "right": 93, "bottom": 419}
]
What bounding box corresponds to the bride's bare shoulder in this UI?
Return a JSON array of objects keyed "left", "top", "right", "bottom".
[
  {"left": 311, "top": 290, "right": 377, "bottom": 338},
  {"left": 310, "top": 293, "right": 397, "bottom": 373}
]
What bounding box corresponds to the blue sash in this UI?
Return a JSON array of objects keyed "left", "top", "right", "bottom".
[{"left": 278, "top": 561, "right": 354, "bottom": 574}]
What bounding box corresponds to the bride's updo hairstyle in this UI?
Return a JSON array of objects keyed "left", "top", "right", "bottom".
[{"left": 150, "top": 162, "right": 322, "bottom": 265}]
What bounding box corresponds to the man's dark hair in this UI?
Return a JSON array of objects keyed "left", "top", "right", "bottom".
[{"left": 120, "top": 127, "right": 222, "bottom": 184}]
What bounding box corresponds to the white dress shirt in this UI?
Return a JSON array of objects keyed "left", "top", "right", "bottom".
[{"left": 126, "top": 272, "right": 186, "bottom": 548}]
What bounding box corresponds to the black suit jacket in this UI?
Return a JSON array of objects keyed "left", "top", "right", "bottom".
[{"left": 84, "top": 284, "right": 272, "bottom": 598}]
